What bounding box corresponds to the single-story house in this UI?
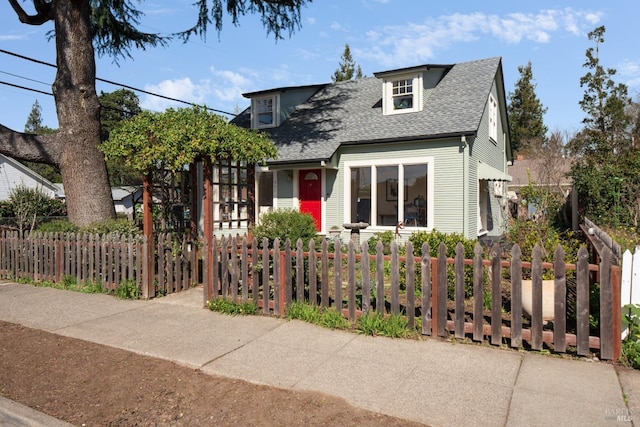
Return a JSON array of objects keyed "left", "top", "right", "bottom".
[
  {"left": 507, "top": 154, "right": 577, "bottom": 228},
  {"left": 227, "top": 56, "right": 513, "bottom": 241},
  {"left": 111, "top": 186, "right": 143, "bottom": 219},
  {"left": 0, "top": 154, "right": 63, "bottom": 201}
]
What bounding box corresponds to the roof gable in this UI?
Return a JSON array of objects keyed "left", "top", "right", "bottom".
[{"left": 233, "top": 57, "right": 504, "bottom": 164}]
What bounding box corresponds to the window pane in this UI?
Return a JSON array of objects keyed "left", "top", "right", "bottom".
[
  {"left": 393, "top": 95, "right": 413, "bottom": 110},
  {"left": 404, "top": 164, "right": 428, "bottom": 227},
  {"left": 377, "top": 166, "right": 398, "bottom": 226},
  {"left": 258, "top": 171, "right": 273, "bottom": 207},
  {"left": 256, "top": 98, "right": 273, "bottom": 126},
  {"left": 350, "top": 167, "right": 371, "bottom": 223}
]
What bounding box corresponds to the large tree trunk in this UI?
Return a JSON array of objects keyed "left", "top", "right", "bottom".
[
  {"left": 0, "top": 0, "right": 115, "bottom": 228},
  {"left": 52, "top": 1, "right": 115, "bottom": 226}
]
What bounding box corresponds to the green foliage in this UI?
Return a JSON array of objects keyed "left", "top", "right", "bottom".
[
  {"left": 568, "top": 26, "right": 638, "bottom": 228},
  {"left": 356, "top": 312, "right": 411, "bottom": 338},
  {"left": 408, "top": 230, "right": 477, "bottom": 298},
  {"left": 8, "top": 185, "right": 65, "bottom": 234},
  {"left": 621, "top": 304, "right": 640, "bottom": 369},
  {"left": 100, "top": 106, "right": 277, "bottom": 174},
  {"left": 287, "top": 301, "right": 321, "bottom": 322},
  {"left": 0, "top": 201, "right": 13, "bottom": 218},
  {"left": 508, "top": 61, "right": 548, "bottom": 154},
  {"left": 252, "top": 209, "right": 318, "bottom": 249},
  {"left": 286, "top": 302, "right": 350, "bottom": 329},
  {"left": 35, "top": 219, "right": 79, "bottom": 233},
  {"left": 22, "top": 100, "right": 61, "bottom": 182},
  {"left": 207, "top": 298, "right": 258, "bottom": 316},
  {"left": 505, "top": 217, "right": 582, "bottom": 271},
  {"left": 367, "top": 231, "right": 398, "bottom": 255},
  {"left": 115, "top": 280, "right": 141, "bottom": 299},
  {"left": 331, "top": 43, "right": 363, "bottom": 82},
  {"left": 26, "top": 275, "right": 106, "bottom": 294},
  {"left": 357, "top": 311, "right": 385, "bottom": 336},
  {"left": 83, "top": 218, "right": 141, "bottom": 236}
]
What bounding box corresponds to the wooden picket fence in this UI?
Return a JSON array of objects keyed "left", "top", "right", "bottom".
[
  {"left": 205, "top": 235, "right": 621, "bottom": 360},
  {"left": 0, "top": 230, "right": 197, "bottom": 296}
]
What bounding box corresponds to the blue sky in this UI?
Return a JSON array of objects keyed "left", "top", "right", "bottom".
[{"left": 1, "top": 1, "right": 638, "bottom": 138}]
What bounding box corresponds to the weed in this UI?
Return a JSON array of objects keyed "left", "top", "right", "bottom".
[
  {"left": 357, "top": 312, "right": 385, "bottom": 336},
  {"left": 318, "top": 308, "right": 350, "bottom": 329},
  {"left": 207, "top": 298, "right": 257, "bottom": 316},
  {"left": 621, "top": 304, "right": 640, "bottom": 369},
  {"left": 115, "top": 279, "right": 141, "bottom": 300}
]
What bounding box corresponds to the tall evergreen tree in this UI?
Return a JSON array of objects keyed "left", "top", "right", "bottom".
[
  {"left": 569, "top": 26, "right": 637, "bottom": 226},
  {"left": 507, "top": 62, "right": 548, "bottom": 155},
  {"left": 98, "top": 89, "right": 143, "bottom": 186},
  {"left": 22, "top": 101, "right": 61, "bottom": 182},
  {"left": 331, "top": 44, "right": 363, "bottom": 82},
  {"left": 1, "top": 0, "right": 309, "bottom": 227}
]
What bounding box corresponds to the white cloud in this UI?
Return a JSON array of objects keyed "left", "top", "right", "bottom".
[
  {"left": 141, "top": 77, "right": 211, "bottom": 111},
  {"left": 619, "top": 60, "right": 640, "bottom": 88},
  {"left": 330, "top": 21, "right": 348, "bottom": 32},
  {"left": 307, "top": 17, "right": 316, "bottom": 25},
  {"left": 0, "top": 34, "right": 24, "bottom": 41},
  {"left": 208, "top": 67, "right": 252, "bottom": 104},
  {"left": 359, "top": 8, "right": 603, "bottom": 67}
]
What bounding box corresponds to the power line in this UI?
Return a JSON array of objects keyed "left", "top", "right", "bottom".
[
  {"left": 0, "top": 80, "right": 51, "bottom": 96},
  {"left": 0, "top": 48, "right": 236, "bottom": 117}
]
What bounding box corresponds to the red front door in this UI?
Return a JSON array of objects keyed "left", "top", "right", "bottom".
[{"left": 299, "top": 169, "right": 322, "bottom": 231}]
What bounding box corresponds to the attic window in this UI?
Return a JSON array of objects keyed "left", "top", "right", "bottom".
[
  {"left": 252, "top": 94, "right": 279, "bottom": 129},
  {"left": 488, "top": 94, "right": 498, "bottom": 142},
  {"left": 392, "top": 79, "right": 413, "bottom": 110},
  {"left": 382, "top": 73, "right": 422, "bottom": 115}
]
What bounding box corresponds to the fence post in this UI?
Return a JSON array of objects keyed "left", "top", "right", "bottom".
[
  {"left": 510, "top": 244, "right": 523, "bottom": 348},
  {"left": 553, "top": 246, "right": 567, "bottom": 353},
  {"left": 436, "top": 242, "right": 447, "bottom": 337},
  {"left": 473, "top": 244, "right": 483, "bottom": 342},
  {"left": 612, "top": 263, "right": 622, "bottom": 361},
  {"left": 600, "top": 247, "right": 613, "bottom": 360}
]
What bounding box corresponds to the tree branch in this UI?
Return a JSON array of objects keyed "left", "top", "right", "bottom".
[
  {"left": 8, "top": 0, "right": 54, "bottom": 25},
  {"left": 0, "top": 125, "right": 60, "bottom": 165}
]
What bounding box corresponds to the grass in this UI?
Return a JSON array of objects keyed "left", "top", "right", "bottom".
[
  {"left": 12, "top": 275, "right": 143, "bottom": 300},
  {"left": 207, "top": 298, "right": 258, "bottom": 316},
  {"left": 286, "top": 301, "right": 417, "bottom": 338}
]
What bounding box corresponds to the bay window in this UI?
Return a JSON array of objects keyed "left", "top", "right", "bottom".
[{"left": 346, "top": 158, "right": 432, "bottom": 228}]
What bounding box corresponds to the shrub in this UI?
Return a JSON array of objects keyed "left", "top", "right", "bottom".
[
  {"left": 505, "top": 217, "right": 582, "bottom": 279},
  {"left": 207, "top": 298, "right": 258, "bottom": 315},
  {"left": 408, "top": 229, "right": 478, "bottom": 298},
  {"left": 36, "top": 219, "right": 79, "bottom": 233},
  {"left": 621, "top": 304, "right": 640, "bottom": 369},
  {"left": 115, "top": 279, "right": 141, "bottom": 299},
  {"left": 367, "top": 230, "right": 398, "bottom": 255},
  {"left": 83, "top": 218, "right": 141, "bottom": 236},
  {"left": 252, "top": 209, "right": 318, "bottom": 249},
  {"left": 8, "top": 185, "right": 64, "bottom": 234}
]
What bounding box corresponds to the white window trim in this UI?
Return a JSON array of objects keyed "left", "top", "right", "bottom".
[
  {"left": 344, "top": 156, "right": 434, "bottom": 229},
  {"left": 382, "top": 73, "right": 423, "bottom": 115},
  {"left": 251, "top": 94, "right": 280, "bottom": 129},
  {"left": 488, "top": 94, "right": 498, "bottom": 143}
]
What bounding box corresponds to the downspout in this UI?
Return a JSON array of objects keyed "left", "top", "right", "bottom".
[{"left": 462, "top": 135, "right": 469, "bottom": 238}]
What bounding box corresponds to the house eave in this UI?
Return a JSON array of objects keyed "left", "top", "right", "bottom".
[{"left": 340, "top": 131, "right": 478, "bottom": 147}]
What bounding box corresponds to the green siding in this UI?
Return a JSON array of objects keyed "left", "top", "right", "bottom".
[{"left": 337, "top": 139, "right": 465, "bottom": 235}]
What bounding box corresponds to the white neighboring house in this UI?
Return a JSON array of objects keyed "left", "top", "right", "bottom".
[
  {"left": 111, "top": 186, "right": 143, "bottom": 218},
  {"left": 0, "top": 154, "right": 63, "bottom": 201}
]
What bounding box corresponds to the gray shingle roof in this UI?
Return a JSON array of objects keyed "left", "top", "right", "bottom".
[{"left": 234, "top": 57, "right": 502, "bottom": 164}]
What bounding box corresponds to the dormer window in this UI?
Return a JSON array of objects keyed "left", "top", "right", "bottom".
[
  {"left": 392, "top": 79, "right": 413, "bottom": 110},
  {"left": 252, "top": 94, "right": 279, "bottom": 129},
  {"left": 381, "top": 72, "right": 423, "bottom": 115}
]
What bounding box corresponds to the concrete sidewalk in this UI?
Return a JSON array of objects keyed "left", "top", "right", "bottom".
[{"left": 0, "top": 281, "right": 638, "bottom": 426}]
